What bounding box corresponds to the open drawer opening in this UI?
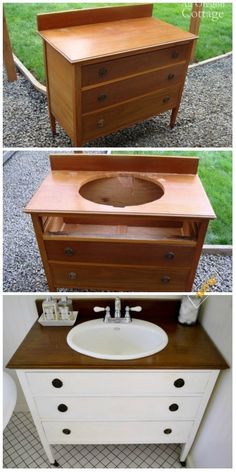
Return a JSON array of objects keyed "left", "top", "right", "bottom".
[{"left": 42, "top": 216, "right": 198, "bottom": 244}]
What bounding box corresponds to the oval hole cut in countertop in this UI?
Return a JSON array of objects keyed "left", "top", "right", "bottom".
[{"left": 79, "top": 174, "right": 164, "bottom": 208}]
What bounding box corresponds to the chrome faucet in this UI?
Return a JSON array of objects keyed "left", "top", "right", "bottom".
[
  {"left": 114, "top": 297, "right": 121, "bottom": 318},
  {"left": 93, "top": 298, "right": 142, "bottom": 323}
]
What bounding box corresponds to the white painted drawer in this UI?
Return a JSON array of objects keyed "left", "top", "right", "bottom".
[
  {"left": 43, "top": 420, "right": 193, "bottom": 444},
  {"left": 35, "top": 395, "right": 201, "bottom": 421},
  {"left": 26, "top": 371, "right": 210, "bottom": 395}
]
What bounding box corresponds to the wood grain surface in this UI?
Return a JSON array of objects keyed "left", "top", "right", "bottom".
[
  {"left": 39, "top": 16, "right": 197, "bottom": 63},
  {"left": 38, "top": 4, "right": 153, "bottom": 31},
  {"left": 24, "top": 170, "right": 215, "bottom": 220},
  {"left": 7, "top": 299, "right": 228, "bottom": 370}
]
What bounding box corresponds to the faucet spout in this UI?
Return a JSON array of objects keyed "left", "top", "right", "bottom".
[{"left": 114, "top": 297, "right": 121, "bottom": 318}]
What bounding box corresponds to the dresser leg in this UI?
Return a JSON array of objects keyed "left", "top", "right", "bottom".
[
  {"left": 49, "top": 112, "right": 56, "bottom": 136},
  {"left": 170, "top": 106, "right": 179, "bottom": 129}
]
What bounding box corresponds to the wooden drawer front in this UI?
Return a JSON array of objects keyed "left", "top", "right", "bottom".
[
  {"left": 82, "top": 63, "right": 185, "bottom": 113},
  {"left": 45, "top": 240, "right": 195, "bottom": 267},
  {"left": 82, "top": 44, "right": 189, "bottom": 87},
  {"left": 35, "top": 396, "right": 201, "bottom": 421},
  {"left": 26, "top": 372, "right": 210, "bottom": 396},
  {"left": 82, "top": 86, "right": 180, "bottom": 141},
  {"left": 43, "top": 419, "right": 193, "bottom": 444},
  {"left": 49, "top": 262, "right": 189, "bottom": 291}
]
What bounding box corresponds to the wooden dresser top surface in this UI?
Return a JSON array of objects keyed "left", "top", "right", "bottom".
[
  {"left": 25, "top": 172, "right": 215, "bottom": 220},
  {"left": 7, "top": 299, "right": 228, "bottom": 370},
  {"left": 38, "top": 7, "right": 197, "bottom": 63}
]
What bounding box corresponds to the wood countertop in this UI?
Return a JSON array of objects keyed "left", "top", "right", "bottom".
[
  {"left": 7, "top": 301, "right": 228, "bottom": 370},
  {"left": 38, "top": 16, "right": 197, "bottom": 64},
  {"left": 24, "top": 171, "right": 215, "bottom": 220}
]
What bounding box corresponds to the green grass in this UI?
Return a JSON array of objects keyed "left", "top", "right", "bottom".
[
  {"left": 111, "top": 151, "right": 232, "bottom": 245},
  {"left": 4, "top": 2, "right": 232, "bottom": 83}
]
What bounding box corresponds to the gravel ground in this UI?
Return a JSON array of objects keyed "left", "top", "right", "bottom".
[
  {"left": 3, "top": 55, "right": 232, "bottom": 148},
  {"left": 3, "top": 152, "right": 232, "bottom": 293}
]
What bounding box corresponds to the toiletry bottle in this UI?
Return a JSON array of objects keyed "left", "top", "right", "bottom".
[
  {"left": 58, "top": 297, "right": 73, "bottom": 320},
  {"left": 42, "top": 297, "right": 54, "bottom": 320}
]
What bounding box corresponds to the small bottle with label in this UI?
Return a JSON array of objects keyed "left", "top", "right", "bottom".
[
  {"left": 58, "top": 297, "right": 73, "bottom": 320},
  {"left": 42, "top": 297, "right": 58, "bottom": 320}
]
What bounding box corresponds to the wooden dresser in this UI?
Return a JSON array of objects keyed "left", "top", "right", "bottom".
[
  {"left": 24, "top": 155, "right": 215, "bottom": 292},
  {"left": 37, "top": 4, "right": 197, "bottom": 146},
  {"left": 7, "top": 298, "right": 228, "bottom": 467}
]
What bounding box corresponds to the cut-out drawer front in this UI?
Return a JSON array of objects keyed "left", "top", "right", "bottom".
[
  {"left": 35, "top": 396, "right": 202, "bottom": 421},
  {"left": 82, "top": 44, "right": 189, "bottom": 87},
  {"left": 82, "top": 63, "right": 185, "bottom": 113},
  {"left": 45, "top": 240, "right": 195, "bottom": 267},
  {"left": 26, "top": 372, "right": 210, "bottom": 396},
  {"left": 82, "top": 86, "right": 180, "bottom": 141},
  {"left": 49, "top": 262, "right": 189, "bottom": 291},
  {"left": 43, "top": 420, "right": 193, "bottom": 444}
]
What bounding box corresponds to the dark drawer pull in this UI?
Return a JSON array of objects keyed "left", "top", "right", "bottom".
[
  {"left": 172, "top": 51, "right": 179, "bottom": 59},
  {"left": 168, "top": 73, "right": 175, "bottom": 80},
  {"left": 163, "top": 96, "right": 170, "bottom": 104},
  {"left": 165, "top": 252, "right": 175, "bottom": 260},
  {"left": 98, "top": 67, "right": 108, "bottom": 77},
  {"left": 52, "top": 378, "right": 63, "bottom": 388},
  {"left": 97, "top": 94, "right": 107, "bottom": 102},
  {"left": 64, "top": 247, "right": 74, "bottom": 257},
  {"left": 58, "top": 404, "right": 68, "bottom": 412},
  {"left": 68, "top": 272, "right": 77, "bottom": 280},
  {"left": 169, "top": 403, "right": 179, "bottom": 412},
  {"left": 62, "top": 429, "right": 71, "bottom": 435},
  {"left": 161, "top": 275, "right": 170, "bottom": 284},
  {"left": 174, "top": 378, "right": 185, "bottom": 388},
  {"left": 97, "top": 119, "right": 105, "bottom": 128},
  {"left": 164, "top": 428, "right": 172, "bottom": 435}
]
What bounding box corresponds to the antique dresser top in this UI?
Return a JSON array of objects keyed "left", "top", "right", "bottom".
[
  {"left": 37, "top": 4, "right": 197, "bottom": 63},
  {"left": 24, "top": 155, "right": 215, "bottom": 220}
]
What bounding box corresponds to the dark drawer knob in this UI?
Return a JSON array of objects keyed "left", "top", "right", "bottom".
[
  {"left": 169, "top": 403, "right": 179, "bottom": 412},
  {"left": 164, "top": 428, "right": 172, "bottom": 435},
  {"left": 64, "top": 247, "right": 74, "bottom": 256},
  {"left": 62, "top": 429, "right": 71, "bottom": 435},
  {"left": 68, "top": 272, "right": 77, "bottom": 280},
  {"left": 163, "top": 96, "right": 170, "bottom": 104},
  {"left": 52, "top": 378, "right": 63, "bottom": 388},
  {"left": 161, "top": 275, "right": 170, "bottom": 284},
  {"left": 97, "top": 94, "right": 107, "bottom": 102},
  {"left": 174, "top": 378, "right": 185, "bottom": 388},
  {"left": 168, "top": 73, "right": 175, "bottom": 80},
  {"left": 165, "top": 252, "right": 175, "bottom": 260},
  {"left": 172, "top": 51, "right": 179, "bottom": 59},
  {"left": 97, "top": 119, "right": 105, "bottom": 128},
  {"left": 98, "top": 67, "right": 108, "bottom": 77},
  {"left": 58, "top": 404, "right": 68, "bottom": 412}
]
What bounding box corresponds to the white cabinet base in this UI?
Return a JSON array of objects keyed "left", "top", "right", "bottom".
[{"left": 17, "top": 369, "right": 219, "bottom": 465}]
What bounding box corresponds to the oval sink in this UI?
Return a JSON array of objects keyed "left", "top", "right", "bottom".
[
  {"left": 67, "top": 319, "right": 168, "bottom": 360},
  {"left": 79, "top": 174, "right": 164, "bottom": 207}
]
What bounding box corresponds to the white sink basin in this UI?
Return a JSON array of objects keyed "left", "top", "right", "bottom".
[{"left": 67, "top": 319, "right": 168, "bottom": 360}]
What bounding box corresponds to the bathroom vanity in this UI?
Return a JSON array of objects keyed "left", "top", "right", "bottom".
[
  {"left": 37, "top": 4, "right": 197, "bottom": 145},
  {"left": 24, "top": 154, "right": 215, "bottom": 292},
  {"left": 7, "top": 298, "right": 228, "bottom": 466}
]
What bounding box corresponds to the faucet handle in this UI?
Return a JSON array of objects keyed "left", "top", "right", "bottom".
[
  {"left": 94, "top": 306, "right": 111, "bottom": 321},
  {"left": 124, "top": 305, "right": 142, "bottom": 320},
  {"left": 94, "top": 306, "right": 107, "bottom": 313},
  {"left": 128, "top": 305, "right": 142, "bottom": 312}
]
